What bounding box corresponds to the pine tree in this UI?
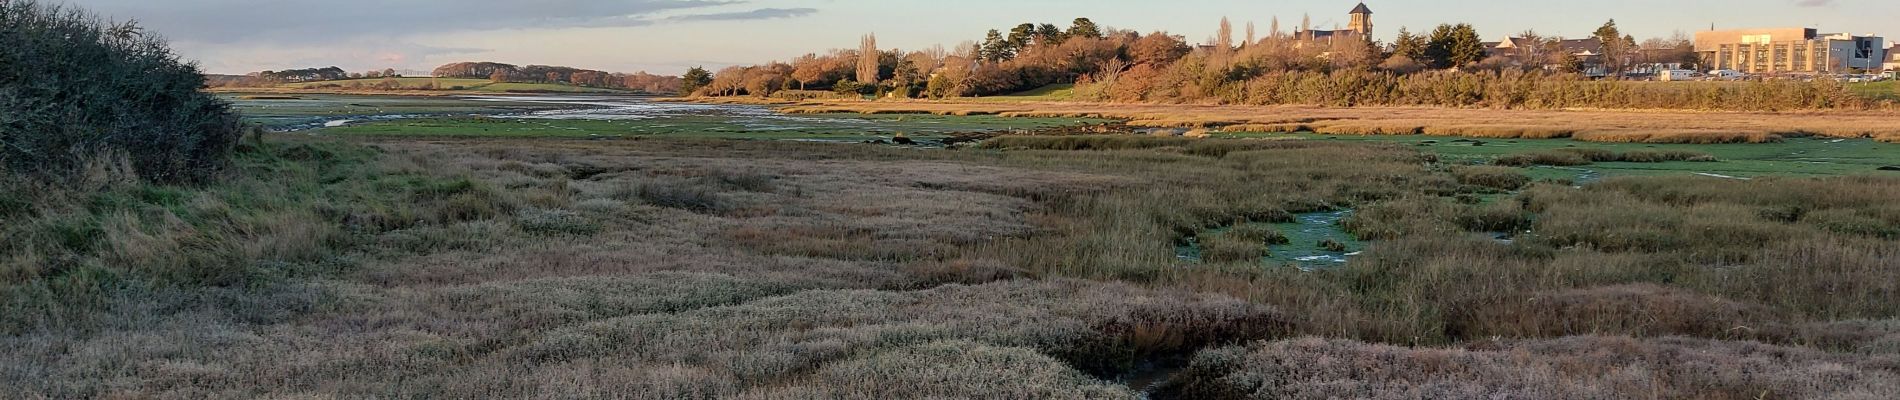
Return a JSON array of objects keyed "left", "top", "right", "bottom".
[
  {"left": 980, "top": 29, "right": 1011, "bottom": 62},
  {"left": 1392, "top": 28, "right": 1426, "bottom": 61},
  {"left": 1450, "top": 23, "right": 1486, "bottom": 67},
  {"left": 1066, "top": 18, "right": 1102, "bottom": 39},
  {"left": 680, "top": 67, "right": 712, "bottom": 94}
]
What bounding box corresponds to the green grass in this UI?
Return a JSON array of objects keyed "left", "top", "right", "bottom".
[
  {"left": 221, "top": 94, "right": 572, "bottom": 128},
  {"left": 2, "top": 141, "right": 517, "bottom": 332},
  {"left": 968, "top": 84, "right": 1075, "bottom": 102},
  {"left": 1217, "top": 132, "right": 1900, "bottom": 179},
  {"left": 1846, "top": 80, "right": 1899, "bottom": 101},
  {"left": 281, "top": 77, "right": 630, "bottom": 93},
  {"left": 321, "top": 113, "right": 1099, "bottom": 140}
]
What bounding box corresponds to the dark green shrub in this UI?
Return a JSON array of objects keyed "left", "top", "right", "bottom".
[{"left": 1, "top": 0, "right": 242, "bottom": 184}]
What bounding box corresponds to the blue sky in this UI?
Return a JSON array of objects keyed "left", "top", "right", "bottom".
[{"left": 63, "top": 0, "right": 1897, "bottom": 75}]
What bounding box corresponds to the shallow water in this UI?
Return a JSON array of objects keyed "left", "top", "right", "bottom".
[
  {"left": 1267, "top": 210, "right": 1363, "bottom": 269},
  {"left": 1175, "top": 210, "right": 1364, "bottom": 270}
]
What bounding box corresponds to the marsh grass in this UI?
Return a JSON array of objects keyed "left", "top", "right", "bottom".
[
  {"left": 1450, "top": 165, "right": 1531, "bottom": 190},
  {"left": 1157, "top": 336, "right": 1900, "bottom": 399},
  {"left": 1495, "top": 148, "right": 1717, "bottom": 167},
  {"left": 778, "top": 101, "right": 1900, "bottom": 143},
  {"left": 9, "top": 134, "right": 1897, "bottom": 399}
]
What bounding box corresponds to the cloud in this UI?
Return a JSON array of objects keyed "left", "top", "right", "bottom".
[
  {"left": 176, "top": 38, "right": 489, "bottom": 74},
  {"left": 1795, "top": 0, "right": 1834, "bottom": 6},
  {"left": 668, "top": 7, "right": 818, "bottom": 21},
  {"left": 71, "top": 0, "right": 741, "bottom": 44}
]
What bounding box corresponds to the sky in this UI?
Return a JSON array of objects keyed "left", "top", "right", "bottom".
[{"left": 60, "top": 0, "right": 1898, "bottom": 75}]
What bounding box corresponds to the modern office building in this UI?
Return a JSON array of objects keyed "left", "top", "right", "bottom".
[{"left": 1695, "top": 28, "right": 1885, "bottom": 74}]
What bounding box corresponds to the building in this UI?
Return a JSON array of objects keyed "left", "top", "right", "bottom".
[
  {"left": 1695, "top": 28, "right": 1886, "bottom": 74},
  {"left": 1886, "top": 44, "right": 1900, "bottom": 72},
  {"left": 1296, "top": 3, "right": 1372, "bottom": 42},
  {"left": 1487, "top": 36, "right": 1610, "bottom": 77}
]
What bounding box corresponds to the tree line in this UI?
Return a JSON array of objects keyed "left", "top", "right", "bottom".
[
  {"left": 431, "top": 62, "right": 682, "bottom": 93},
  {"left": 691, "top": 17, "right": 1873, "bottom": 110}
]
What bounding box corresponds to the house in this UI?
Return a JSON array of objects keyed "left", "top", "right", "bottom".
[
  {"left": 1488, "top": 36, "right": 1609, "bottom": 77},
  {"left": 1885, "top": 44, "right": 1899, "bottom": 72}
]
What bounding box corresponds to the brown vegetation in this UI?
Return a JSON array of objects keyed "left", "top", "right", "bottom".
[
  {"left": 8, "top": 135, "right": 1897, "bottom": 398},
  {"left": 775, "top": 100, "right": 1900, "bottom": 143},
  {"left": 1157, "top": 336, "right": 1899, "bottom": 399}
]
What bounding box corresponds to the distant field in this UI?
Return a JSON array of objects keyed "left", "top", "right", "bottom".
[
  {"left": 1847, "top": 81, "right": 1899, "bottom": 101},
  {"left": 977, "top": 84, "right": 1076, "bottom": 102},
  {"left": 272, "top": 77, "right": 631, "bottom": 93},
  {"left": 1219, "top": 132, "right": 1900, "bottom": 180}
]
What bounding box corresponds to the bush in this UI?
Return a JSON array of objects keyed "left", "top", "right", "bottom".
[{"left": 1, "top": 1, "right": 243, "bottom": 184}]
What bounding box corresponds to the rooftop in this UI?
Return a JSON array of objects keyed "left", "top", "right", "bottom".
[{"left": 1350, "top": 3, "right": 1372, "bottom": 14}]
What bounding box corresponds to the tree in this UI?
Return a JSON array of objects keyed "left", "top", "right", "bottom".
[
  {"left": 1245, "top": 21, "right": 1257, "bottom": 47},
  {"left": 1216, "top": 17, "right": 1234, "bottom": 52},
  {"left": 1392, "top": 28, "right": 1426, "bottom": 61},
  {"left": 857, "top": 34, "right": 880, "bottom": 84},
  {"left": 1007, "top": 23, "right": 1036, "bottom": 51},
  {"left": 680, "top": 66, "right": 713, "bottom": 94},
  {"left": 1035, "top": 23, "right": 1065, "bottom": 46},
  {"left": 1512, "top": 30, "right": 1548, "bottom": 68},
  {"left": 383, "top": 68, "right": 398, "bottom": 78},
  {"left": 1131, "top": 32, "right": 1190, "bottom": 65},
  {"left": 981, "top": 29, "right": 1014, "bottom": 62},
  {"left": 1066, "top": 18, "right": 1102, "bottom": 39},
  {"left": 1426, "top": 23, "right": 1485, "bottom": 69},
  {"left": 1594, "top": 19, "right": 1637, "bottom": 75}
]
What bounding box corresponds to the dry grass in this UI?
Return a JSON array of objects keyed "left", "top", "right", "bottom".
[
  {"left": 1157, "top": 336, "right": 1900, "bottom": 399},
  {"left": 1449, "top": 165, "right": 1531, "bottom": 190},
  {"left": 1495, "top": 148, "right": 1717, "bottom": 167},
  {"left": 776, "top": 100, "right": 1900, "bottom": 142}
]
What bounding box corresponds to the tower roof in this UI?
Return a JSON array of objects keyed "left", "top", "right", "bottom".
[{"left": 1350, "top": 3, "right": 1372, "bottom": 14}]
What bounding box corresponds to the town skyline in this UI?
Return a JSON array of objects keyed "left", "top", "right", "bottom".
[{"left": 63, "top": 0, "right": 1899, "bottom": 75}]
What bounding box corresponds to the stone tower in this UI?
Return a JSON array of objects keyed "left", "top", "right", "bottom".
[{"left": 1348, "top": 3, "right": 1373, "bottom": 36}]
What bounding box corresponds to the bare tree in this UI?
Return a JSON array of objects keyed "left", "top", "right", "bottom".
[
  {"left": 857, "top": 34, "right": 880, "bottom": 84},
  {"left": 1217, "top": 17, "right": 1234, "bottom": 52},
  {"left": 1245, "top": 21, "right": 1257, "bottom": 47}
]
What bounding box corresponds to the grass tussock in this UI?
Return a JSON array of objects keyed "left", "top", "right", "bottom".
[
  {"left": 1450, "top": 165, "right": 1531, "bottom": 190},
  {"left": 1156, "top": 336, "right": 1900, "bottom": 400}
]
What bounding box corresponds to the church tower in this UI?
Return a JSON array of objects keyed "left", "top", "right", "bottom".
[{"left": 1348, "top": 3, "right": 1373, "bottom": 36}]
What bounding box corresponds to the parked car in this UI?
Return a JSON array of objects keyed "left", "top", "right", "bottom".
[
  {"left": 1707, "top": 70, "right": 1747, "bottom": 80},
  {"left": 1658, "top": 70, "right": 1703, "bottom": 82}
]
